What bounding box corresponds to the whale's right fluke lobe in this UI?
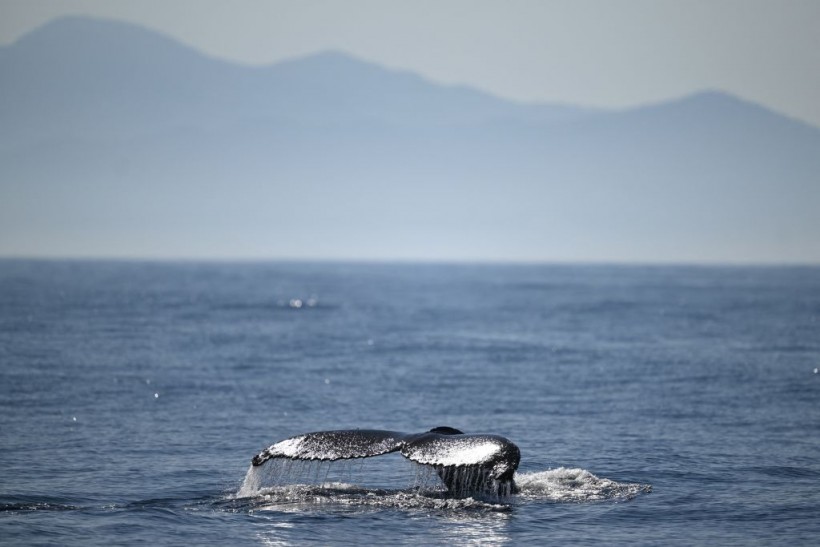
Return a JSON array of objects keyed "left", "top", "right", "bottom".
[
  {"left": 251, "top": 429, "right": 406, "bottom": 466},
  {"left": 401, "top": 432, "right": 521, "bottom": 495}
]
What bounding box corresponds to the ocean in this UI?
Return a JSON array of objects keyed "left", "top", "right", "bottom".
[{"left": 1, "top": 260, "right": 818, "bottom": 545}]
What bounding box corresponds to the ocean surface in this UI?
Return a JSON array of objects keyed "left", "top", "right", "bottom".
[{"left": 1, "top": 260, "right": 818, "bottom": 545}]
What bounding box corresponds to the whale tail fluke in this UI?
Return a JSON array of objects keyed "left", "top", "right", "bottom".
[{"left": 251, "top": 427, "right": 520, "bottom": 496}]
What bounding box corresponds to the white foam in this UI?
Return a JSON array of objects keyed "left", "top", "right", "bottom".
[
  {"left": 515, "top": 467, "right": 651, "bottom": 502},
  {"left": 249, "top": 484, "right": 510, "bottom": 512}
]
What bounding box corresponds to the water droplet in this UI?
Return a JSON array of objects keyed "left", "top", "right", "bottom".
[
  {"left": 154, "top": 392, "right": 159, "bottom": 398},
  {"left": 289, "top": 299, "right": 303, "bottom": 309},
  {"left": 324, "top": 378, "right": 330, "bottom": 385},
  {"left": 72, "top": 416, "right": 77, "bottom": 422},
  {"left": 814, "top": 368, "right": 818, "bottom": 374}
]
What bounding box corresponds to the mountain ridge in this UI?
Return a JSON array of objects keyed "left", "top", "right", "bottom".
[
  {"left": 1, "top": 16, "right": 818, "bottom": 263},
  {"left": 0, "top": 16, "right": 603, "bottom": 144},
  {"left": 7, "top": 16, "right": 815, "bottom": 140}
]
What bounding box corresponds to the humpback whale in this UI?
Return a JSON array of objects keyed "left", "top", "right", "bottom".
[{"left": 252, "top": 427, "right": 520, "bottom": 496}]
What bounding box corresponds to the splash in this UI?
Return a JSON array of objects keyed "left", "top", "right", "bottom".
[
  {"left": 235, "top": 459, "right": 649, "bottom": 508},
  {"left": 236, "top": 465, "right": 265, "bottom": 498},
  {"left": 516, "top": 467, "right": 651, "bottom": 502},
  {"left": 236, "top": 457, "right": 395, "bottom": 499},
  {"left": 250, "top": 485, "right": 511, "bottom": 512}
]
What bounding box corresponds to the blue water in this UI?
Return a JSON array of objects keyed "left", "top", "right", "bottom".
[{"left": 1, "top": 260, "right": 818, "bottom": 545}]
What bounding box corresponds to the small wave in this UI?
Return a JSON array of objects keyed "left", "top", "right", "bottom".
[
  {"left": 0, "top": 497, "right": 81, "bottom": 513},
  {"left": 516, "top": 467, "right": 651, "bottom": 502},
  {"left": 746, "top": 465, "right": 820, "bottom": 479}
]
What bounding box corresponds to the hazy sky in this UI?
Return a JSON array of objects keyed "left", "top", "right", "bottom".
[{"left": 2, "top": 0, "right": 819, "bottom": 127}]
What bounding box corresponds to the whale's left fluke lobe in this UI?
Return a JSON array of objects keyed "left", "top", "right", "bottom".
[{"left": 252, "top": 429, "right": 406, "bottom": 466}]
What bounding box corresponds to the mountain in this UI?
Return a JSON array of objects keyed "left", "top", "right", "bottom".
[
  {"left": 1, "top": 16, "right": 819, "bottom": 263},
  {"left": 0, "top": 16, "right": 590, "bottom": 145}
]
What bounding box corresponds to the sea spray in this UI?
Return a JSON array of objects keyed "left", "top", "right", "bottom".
[
  {"left": 236, "top": 458, "right": 375, "bottom": 498},
  {"left": 236, "top": 464, "right": 264, "bottom": 498}
]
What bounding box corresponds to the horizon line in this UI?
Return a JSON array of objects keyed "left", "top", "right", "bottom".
[{"left": 2, "top": 253, "right": 818, "bottom": 269}]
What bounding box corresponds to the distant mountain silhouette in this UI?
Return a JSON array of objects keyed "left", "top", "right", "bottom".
[{"left": 2, "top": 16, "right": 819, "bottom": 263}]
